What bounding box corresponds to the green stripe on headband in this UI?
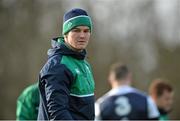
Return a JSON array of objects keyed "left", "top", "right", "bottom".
[{"left": 62, "top": 15, "right": 92, "bottom": 35}]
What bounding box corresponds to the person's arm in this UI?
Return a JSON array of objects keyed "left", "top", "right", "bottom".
[
  {"left": 16, "top": 88, "right": 35, "bottom": 120},
  {"left": 95, "top": 102, "right": 102, "bottom": 120},
  {"left": 41, "top": 64, "right": 74, "bottom": 120},
  {"left": 147, "top": 96, "right": 160, "bottom": 120}
]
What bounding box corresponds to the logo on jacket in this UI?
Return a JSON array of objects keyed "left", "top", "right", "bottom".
[
  {"left": 75, "top": 68, "right": 80, "bottom": 74},
  {"left": 115, "top": 96, "right": 132, "bottom": 116}
]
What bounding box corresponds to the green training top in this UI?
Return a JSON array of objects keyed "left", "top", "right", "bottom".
[
  {"left": 159, "top": 114, "right": 169, "bottom": 121},
  {"left": 16, "top": 83, "right": 39, "bottom": 120}
]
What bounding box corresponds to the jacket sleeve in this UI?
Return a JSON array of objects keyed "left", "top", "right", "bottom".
[
  {"left": 16, "top": 88, "right": 36, "bottom": 120},
  {"left": 41, "top": 63, "right": 74, "bottom": 120},
  {"left": 95, "top": 102, "right": 102, "bottom": 120},
  {"left": 147, "top": 96, "right": 160, "bottom": 120}
]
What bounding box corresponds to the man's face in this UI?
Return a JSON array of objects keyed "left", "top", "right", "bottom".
[
  {"left": 65, "top": 26, "right": 90, "bottom": 51},
  {"left": 156, "top": 90, "right": 174, "bottom": 112}
]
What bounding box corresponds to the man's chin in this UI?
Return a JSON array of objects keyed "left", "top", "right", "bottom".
[
  {"left": 166, "top": 108, "right": 173, "bottom": 113},
  {"left": 74, "top": 47, "right": 86, "bottom": 52},
  {"left": 77, "top": 46, "right": 87, "bottom": 50}
]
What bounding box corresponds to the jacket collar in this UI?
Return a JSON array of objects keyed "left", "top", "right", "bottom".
[{"left": 47, "top": 37, "right": 86, "bottom": 60}]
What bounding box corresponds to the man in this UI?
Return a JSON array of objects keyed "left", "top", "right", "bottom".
[
  {"left": 149, "top": 79, "right": 174, "bottom": 120},
  {"left": 95, "top": 63, "right": 159, "bottom": 120},
  {"left": 38, "top": 8, "right": 95, "bottom": 120},
  {"left": 16, "top": 83, "right": 39, "bottom": 120}
]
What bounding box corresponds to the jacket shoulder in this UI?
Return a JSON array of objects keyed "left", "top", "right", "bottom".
[
  {"left": 39, "top": 55, "right": 74, "bottom": 81},
  {"left": 17, "top": 83, "right": 38, "bottom": 102}
]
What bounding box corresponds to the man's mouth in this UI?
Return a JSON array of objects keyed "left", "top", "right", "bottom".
[{"left": 78, "top": 41, "right": 86, "bottom": 44}]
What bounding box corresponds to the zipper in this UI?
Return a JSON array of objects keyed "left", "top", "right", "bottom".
[{"left": 82, "top": 61, "right": 91, "bottom": 90}]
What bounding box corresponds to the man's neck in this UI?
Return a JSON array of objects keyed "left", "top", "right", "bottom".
[
  {"left": 112, "top": 81, "right": 130, "bottom": 89},
  {"left": 158, "top": 107, "right": 169, "bottom": 115}
]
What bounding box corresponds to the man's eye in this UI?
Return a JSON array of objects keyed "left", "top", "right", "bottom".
[
  {"left": 72, "top": 29, "right": 80, "bottom": 32},
  {"left": 84, "top": 30, "right": 90, "bottom": 33}
]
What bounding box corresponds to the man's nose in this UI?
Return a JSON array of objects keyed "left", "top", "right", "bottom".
[{"left": 79, "top": 32, "right": 86, "bottom": 38}]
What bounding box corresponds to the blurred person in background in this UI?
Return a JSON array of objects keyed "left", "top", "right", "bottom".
[
  {"left": 16, "top": 83, "right": 39, "bottom": 120},
  {"left": 38, "top": 8, "right": 95, "bottom": 120},
  {"left": 95, "top": 63, "right": 159, "bottom": 120},
  {"left": 149, "top": 79, "right": 174, "bottom": 120}
]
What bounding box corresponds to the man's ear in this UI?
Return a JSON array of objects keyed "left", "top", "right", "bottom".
[
  {"left": 151, "top": 94, "right": 158, "bottom": 101},
  {"left": 64, "top": 32, "right": 69, "bottom": 38},
  {"left": 64, "top": 35, "right": 67, "bottom": 38}
]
